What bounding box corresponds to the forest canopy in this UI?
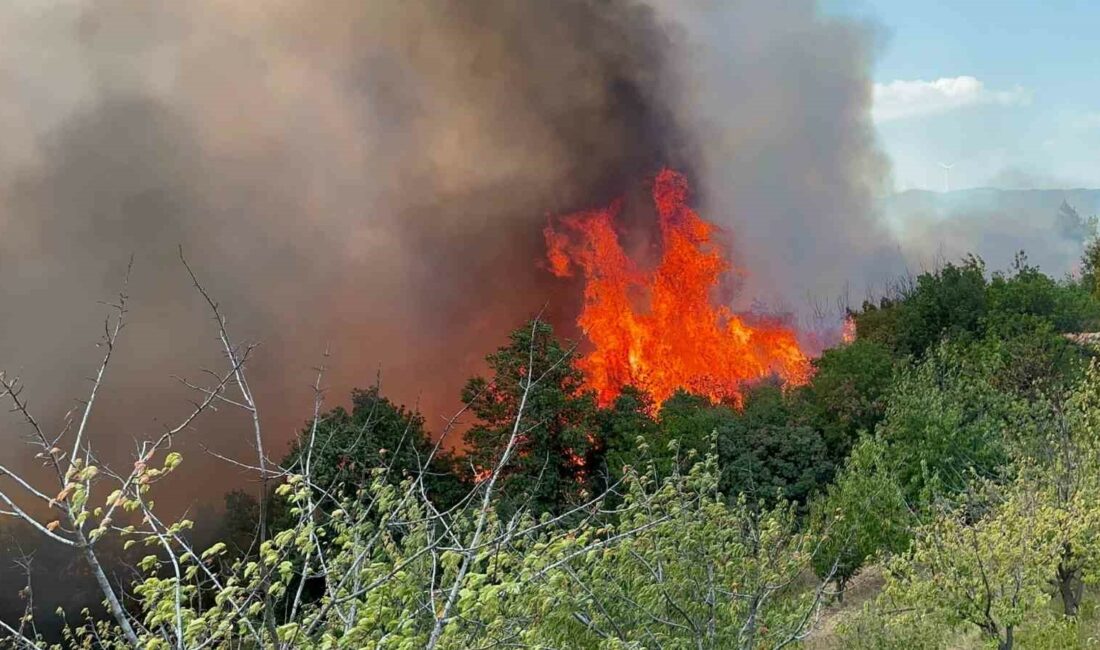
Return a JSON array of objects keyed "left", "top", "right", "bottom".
[{"left": 5, "top": 241, "right": 1100, "bottom": 648}]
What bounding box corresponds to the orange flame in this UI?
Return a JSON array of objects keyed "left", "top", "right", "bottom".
[{"left": 545, "top": 169, "right": 810, "bottom": 408}]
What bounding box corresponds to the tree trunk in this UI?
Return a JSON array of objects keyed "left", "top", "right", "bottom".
[
  {"left": 1057, "top": 561, "right": 1084, "bottom": 617},
  {"left": 999, "top": 625, "right": 1013, "bottom": 650}
]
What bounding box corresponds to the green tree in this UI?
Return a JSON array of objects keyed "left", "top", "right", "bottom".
[
  {"left": 852, "top": 295, "right": 904, "bottom": 351},
  {"left": 985, "top": 252, "right": 1100, "bottom": 335},
  {"left": 875, "top": 342, "right": 1016, "bottom": 504},
  {"left": 1011, "top": 362, "right": 1100, "bottom": 617},
  {"left": 884, "top": 482, "right": 1064, "bottom": 650},
  {"left": 852, "top": 257, "right": 988, "bottom": 359},
  {"left": 716, "top": 383, "right": 831, "bottom": 508},
  {"left": 462, "top": 320, "right": 598, "bottom": 515},
  {"left": 799, "top": 338, "right": 896, "bottom": 462},
  {"left": 975, "top": 315, "right": 1086, "bottom": 400},
  {"left": 648, "top": 391, "right": 734, "bottom": 476},
  {"left": 593, "top": 384, "right": 659, "bottom": 489},
  {"left": 810, "top": 437, "right": 913, "bottom": 597},
  {"left": 894, "top": 257, "right": 988, "bottom": 357},
  {"left": 1081, "top": 234, "right": 1100, "bottom": 299},
  {"left": 519, "top": 454, "right": 835, "bottom": 650},
  {"left": 282, "top": 386, "right": 465, "bottom": 510},
  {"left": 809, "top": 340, "right": 1023, "bottom": 593}
]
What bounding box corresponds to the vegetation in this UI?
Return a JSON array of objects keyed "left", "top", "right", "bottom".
[{"left": 7, "top": 234, "right": 1100, "bottom": 647}]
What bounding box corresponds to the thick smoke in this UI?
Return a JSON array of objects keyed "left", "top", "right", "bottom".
[
  {"left": 648, "top": 1, "right": 902, "bottom": 313},
  {"left": 0, "top": 0, "right": 892, "bottom": 510}
]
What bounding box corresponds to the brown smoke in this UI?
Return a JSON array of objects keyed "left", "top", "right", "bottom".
[{"left": 0, "top": 0, "right": 894, "bottom": 508}]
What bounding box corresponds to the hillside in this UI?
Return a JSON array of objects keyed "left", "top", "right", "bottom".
[
  {"left": 881, "top": 188, "right": 1100, "bottom": 276},
  {"left": 885, "top": 188, "right": 1100, "bottom": 218}
]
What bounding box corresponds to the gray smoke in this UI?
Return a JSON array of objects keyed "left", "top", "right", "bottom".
[
  {"left": 648, "top": 1, "right": 902, "bottom": 312},
  {"left": 0, "top": 0, "right": 895, "bottom": 506}
]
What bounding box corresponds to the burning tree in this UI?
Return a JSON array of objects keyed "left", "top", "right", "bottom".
[{"left": 545, "top": 169, "right": 811, "bottom": 409}]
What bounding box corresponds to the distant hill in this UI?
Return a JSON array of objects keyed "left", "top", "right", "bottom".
[
  {"left": 884, "top": 188, "right": 1100, "bottom": 223},
  {"left": 880, "top": 188, "right": 1100, "bottom": 277}
]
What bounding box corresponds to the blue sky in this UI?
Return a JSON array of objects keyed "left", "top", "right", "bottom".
[{"left": 828, "top": 0, "right": 1100, "bottom": 190}]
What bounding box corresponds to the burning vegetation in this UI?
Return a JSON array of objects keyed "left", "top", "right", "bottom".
[{"left": 545, "top": 169, "right": 811, "bottom": 408}]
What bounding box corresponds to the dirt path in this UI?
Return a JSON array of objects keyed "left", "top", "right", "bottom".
[{"left": 803, "top": 566, "right": 885, "bottom": 648}]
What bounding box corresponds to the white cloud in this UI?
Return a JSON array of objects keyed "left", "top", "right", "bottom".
[{"left": 873, "top": 76, "right": 1031, "bottom": 122}]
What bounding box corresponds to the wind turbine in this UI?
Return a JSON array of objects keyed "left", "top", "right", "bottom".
[{"left": 937, "top": 161, "right": 955, "bottom": 193}]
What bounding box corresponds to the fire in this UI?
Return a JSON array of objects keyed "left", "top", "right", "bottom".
[
  {"left": 545, "top": 169, "right": 810, "bottom": 408},
  {"left": 841, "top": 315, "right": 857, "bottom": 344}
]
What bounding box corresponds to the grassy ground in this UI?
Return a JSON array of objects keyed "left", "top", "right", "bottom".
[{"left": 805, "top": 569, "right": 1100, "bottom": 649}]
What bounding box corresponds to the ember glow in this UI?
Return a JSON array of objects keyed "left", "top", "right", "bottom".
[{"left": 545, "top": 169, "right": 811, "bottom": 408}]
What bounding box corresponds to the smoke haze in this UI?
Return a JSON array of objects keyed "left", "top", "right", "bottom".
[{"left": 884, "top": 188, "right": 1100, "bottom": 278}]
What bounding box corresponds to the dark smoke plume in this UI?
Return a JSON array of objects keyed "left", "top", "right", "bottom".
[{"left": 0, "top": 0, "right": 892, "bottom": 513}]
